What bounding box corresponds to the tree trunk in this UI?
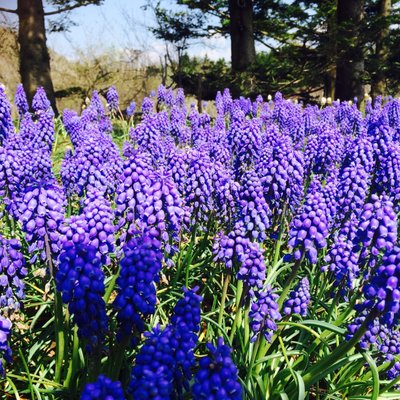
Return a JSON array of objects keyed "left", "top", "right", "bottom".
[
  {"left": 17, "top": 0, "right": 58, "bottom": 114},
  {"left": 371, "top": 0, "right": 391, "bottom": 98},
  {"left": 228, "top": 0, "right": 256, "bottom": 72},
  {"left": 323, "top": 0, "right": 337, "bottom": 99},
  {"left": 335, "top": 0, "right": 365, "bottom": 102}
]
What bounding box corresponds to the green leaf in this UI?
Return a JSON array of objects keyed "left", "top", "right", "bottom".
[{"left": 361, "top": 352, "right": 380, "bottom": 400}]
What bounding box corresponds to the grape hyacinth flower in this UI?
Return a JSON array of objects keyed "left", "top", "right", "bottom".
[
  {"left": 0, "top": 86, "right": 14, "bottom": 145},
  {"left": 141, "top": 96, "right": 154, "bottom": 115},
  {"left": 257, "top": 134, "right": 304, "bottom": 215},
  {"left": 212, "top": 165, "right": 239, "bottom": 230},
  {"left": 359, "top": 246, "right": 400, "bottom": 326},
  {"left": 113, "top": 234, "right": 163, "bottom": 339},
  {"left": 237, "top": 235, "right": 267, "bottom": 289},
  {"left": 64, "top": 131, "right": 123, "bottom": 196},
  {"left": 0, "top": 236, "right": 27, "bottom": 315},
  {"left": 306, "top": 124, "right": 343, "bottom": 176},
  {"left": 167, "top": 148, "right": 189, "bottom": 196},
  {"left": 115, "top": 151, "right": 152, "bottom": 239},
  {"left": 32, "top": 86, "right": 51, "bottom": 113},
  {"left": 237, "top": 169, "right": 271, "bottom": 241},
  {"left": 126, "top": 101, "right": 136, "bottom": 117},
  {"left": 373, "top": 142, "right": 400, "bottom": 208},
  {"left": 81, "top": 190, "right": 115, "bottom": 265},
  {"left": 14, "top": 84, "right": 29, "bottom": 116},
  {"left": 33, "top": 109, "right": 55, "bottom": 151},
  {"left": 18, "top": 181, "right": 65, "bottom": 262},
  {"left": 80, "top": 375, "right": 125, "bottom": 400},
  {"left": 214, "top": 223, "right": 266, "bottom": 290},
  {"left": 185, "top": 151, "right": 214, "bottom": 227},
  {"left": 0, "top": 317, "right": 12, "bottom": 376},
  {"left": 213, "top": 226, "right": 249, "bottom": 269},
  {"left": 283, "top": 277, "right": 310, "bottom": 316},
  {"left": 249, "top": 286, "right": 281, "bottom": 342},
  {"left": 335, "top": 161, "right": 370, "bottom": 225},
  {"left": 352, "top": 194, "right": 397, "bottom": 269},
  {"left": 56, "top": 242, "right": 108, "bottom": 351},
  {"left": 192, "top": 338, "right": 242, "bottom": 400},
  {"left": 139, "top": 168, "right": 184, "bottom": 261},
  {"left": 129, "top": 325, "right": 176, "bottom": 399},
  {"left": 324, "top": 217, "right": 360, "bottom": 290},
  {"left": 62, "top": 109, "right": 84, "bottom": 148},
  {"left": 107, "top": 85, "right": 119, "bottom": 113},
  {"left": 287, "top": 188, "right": 329, "bottom": 265},
  {"left": 170, "top": 287, "right": 202, "bottom": 394}
]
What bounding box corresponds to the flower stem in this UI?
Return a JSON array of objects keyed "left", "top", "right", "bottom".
[
  {"left": 218, "top": 273, "right": 231, "bottom": 327},
  {"left": 230, "top": 280, "right": 244, "bottom": 341}
]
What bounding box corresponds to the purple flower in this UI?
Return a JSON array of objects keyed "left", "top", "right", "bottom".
[
  {"left": 287, "top": 188, "right": 329, "bottom": 265},
  {"left": 62, "top": 109, "right": 84, "bottom": 148},
  {"left": 170, "top": 287, "right": 202, "bottom": 394},
  {"left": 236, "top": 237, "right": 267, "bottom": 289},
  {"left": 0, "top": 86, "right": 14, "bottom": 145},
  {"left": 33, "top": 109, "right": 54, "bottom": 151},
  {"left": 283, "top": 277, "right": 310, "bottom": 316},
  {"left": 61, "top": 190, "right": 115, "bottom": 265},
  {"left": 249, "top": 286, "right": 281, "bottom": 342},
  {"left": 257, "top": 134, "right": 304, "bottom": 215},
  {"left": 129, "top": 325, "right": 176, "bottom": 399},
  {"left": 237, "top": 169, "right": 271, "bottom": 241},
  {"left": 115, "top": 150, "right": 152, "bottom": 240},
  {"left": 32, "top": 87, "right": 51, "bottom": 113},
  {"left": 18, "top": 181, "right": 65, "bottom": 262},
  {"left": 141, "top": 97, "right": 154, "bottom": 115},
  {"left": 335, "top": 161, "right": 370, "bottom": 225},
  {"left": 61, "top": 131, "right": 123, "bottom": 196},
  {"left": 113, "top": 234, "right": 162, "bottom": 339},
  {"left": 228, "top": 116, "right": 261, "bottom": 176},
  {"left": 167, "top": 148, "right": 190, "bottom": 196},
  {"left": 56, "top": 241, "right": 108, "bottom": 351},
  {"left": 139, "top": 167, "right": 184, "bottom": 261},
  {"left": 107, "top": 85, "right": 119, "bottom": 113},
  {"left": 352, "top": 194, "right": 397, "bottom": 268},
  {"left": 305, "top": 123, "right": 343, "bottom": 176},
  {"left": 14, "top": 84, "right": 29, "bottom": 116},
  {"left": 212, "top": 164, "right": 239, "bottom": 230},
  {"left": 80, "top": 375, "right": 125, "bottom": 400},
  {"left": 0, "top": 317, "right": 12, "bottom": 376},
  {"left": 0, "top": 236, "right": 27, "bottom": 314},
  {"left": 126, "top": 101, "right": 136, "bottom": 117},
  {"left": 324, "top": 217, "right": 360, "bottom": 290},
  {"left": 360, "top": 246, "right": 400, "bottom": 326},
  {"left": 192, "top": 338, "right": 242, "bottom": 400},
  {"left": 373, "top": 142, "right": 400, "bottom": 208},
  {"left": 185, "top": 150, "right": 214, "bottom": 227}
]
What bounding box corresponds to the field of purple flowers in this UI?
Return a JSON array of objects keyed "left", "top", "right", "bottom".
[{"left": 1, "top": 83, "right": 400, "bottom": 399}]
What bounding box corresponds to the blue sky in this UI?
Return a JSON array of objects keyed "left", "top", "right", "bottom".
[{"left": 0, "top": 0, "right": 231, "bottom": 62}]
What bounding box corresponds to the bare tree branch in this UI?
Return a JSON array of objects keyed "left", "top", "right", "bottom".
[
  {"left": 44, "top": 2, "right": 94, "bottom": 16},
  {"left": 0, "top": 7, "right": 17, "bottom": 14}
]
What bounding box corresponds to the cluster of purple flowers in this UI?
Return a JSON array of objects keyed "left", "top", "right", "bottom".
[
  {"left": 287, "top": 188, "right": 329, "bottom": 264},
  {"left": 0, "top": 236, "right": 27, "bottom": 314},
  {"left": 283, "top": 277, "right": 310, "bottom": 316},
  {"left": 192, "top": 338, "right": 242, "bottom": 399},
  {"left": 113, "top": 234, "right": 163, "bottom": 339},
  {"left": 4, "top": 82, "right": 400, "bottom": 397},
  {"left": 18, "top": 181, "right": 65, "bottom": 262},
  {"left": 56, "top": 241, "right": 108, "bottom": 351},
  {"left": 0, "top": 317, "right": 12, "bottom": 376},
  {"left": 129, "top": 287, "right": 202, "bottom": 399},
  {"left": 81, "top": 375, "right": 125, "bottom": 400},
  {"left": 249, "top": 286, "right": 281, "bottom": 342}
]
